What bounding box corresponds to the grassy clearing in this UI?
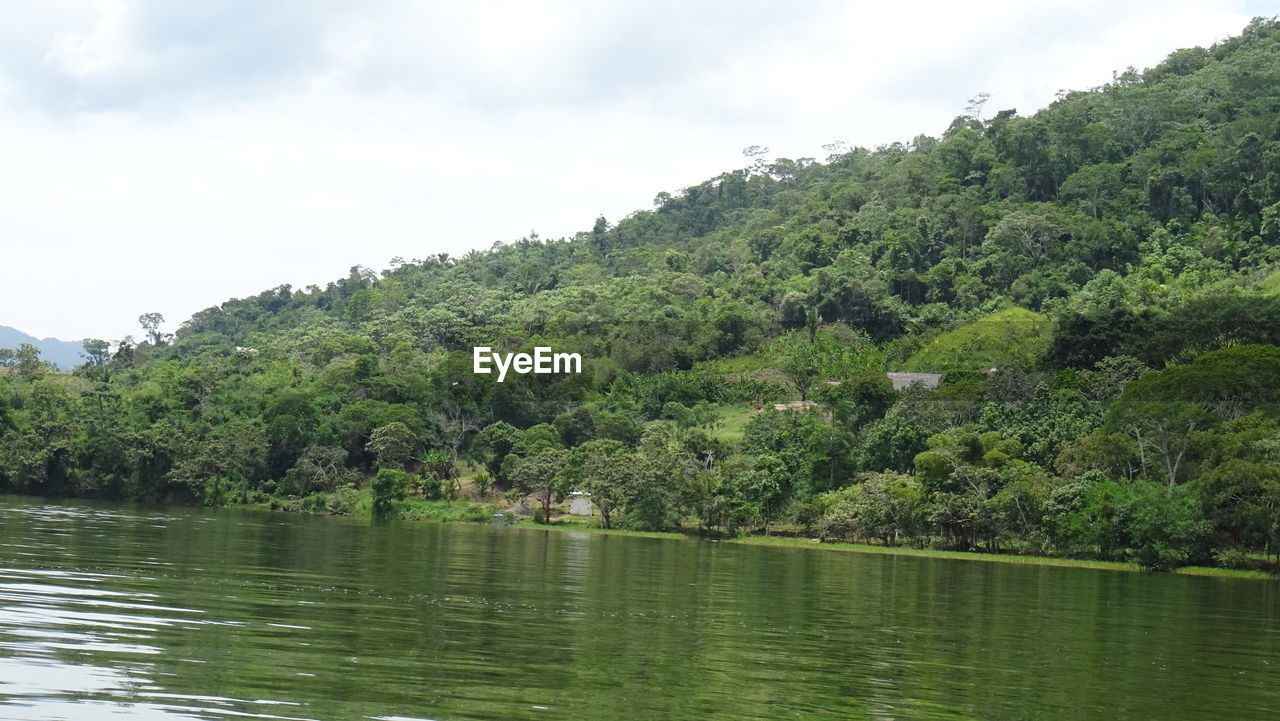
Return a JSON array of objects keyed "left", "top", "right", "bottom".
[
  {"left": 902, "top": 306, "right": 1050, "bottom": 372},
  {"left": 712, "top": 405, "right": 758, "bottom": 443},
  {"left": 391, "top": 497, "right": 499, "bottom": 522}
]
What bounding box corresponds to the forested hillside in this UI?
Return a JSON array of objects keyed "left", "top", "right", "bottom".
[{"left": 5, "top": 19, "right": 1280, "bottom": 571}]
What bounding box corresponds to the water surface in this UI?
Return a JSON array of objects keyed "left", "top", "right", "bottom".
[{"left": 0, "top": 495, "right": 1277, "bottom": 720}]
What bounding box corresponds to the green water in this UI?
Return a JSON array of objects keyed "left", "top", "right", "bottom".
[{"left": 0, "top": 496, "right": 1277, "bottom": 720}]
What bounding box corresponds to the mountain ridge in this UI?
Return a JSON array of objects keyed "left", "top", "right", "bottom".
[{"left": 0, "top": 326, "right": 83, "bottom": 370}]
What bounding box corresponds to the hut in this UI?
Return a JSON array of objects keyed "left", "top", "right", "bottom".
[
  {"left": 885, "top": 372, "right": 943, "bottom": 391},
  {"left": 772, "top": 400, "right": 819, "bottom": 411},
  {"left": 568, "top": 491, "right": 594, "bottom": 516}
]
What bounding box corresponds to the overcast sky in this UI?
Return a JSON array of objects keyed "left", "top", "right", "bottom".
[{"left": 0, "top": 0, "right": 1272, "bottom": 342}]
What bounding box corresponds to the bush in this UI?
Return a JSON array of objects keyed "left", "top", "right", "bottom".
[
  {"left": 372, "top": 468, "right": 412, "bottom": 517},
  {"left": 301, "top": 493, "right": 329, "bottom": 513},
  {"left": 1126, "top": 482, "right": 1209, "bottom": 571},
  {"left": 418, "top": 471, "right": 443, "bottom": 500},
  {"left": 1213, "top": 548, "right": 1253, "bottom": 570},
  {"left": 326, "top": 484, "right": 361, "bottom": 515},
  {"left": 473, "top": 472, "right": 494, "bottom": 498}
]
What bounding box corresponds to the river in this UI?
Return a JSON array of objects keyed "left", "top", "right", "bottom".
[{"left": 0, "top": 495, "right": 1277, "bottom": 720}]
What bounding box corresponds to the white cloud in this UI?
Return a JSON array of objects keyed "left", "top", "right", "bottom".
[{"left": 0, "top": 0, "right": 1266, "bottom": 341}]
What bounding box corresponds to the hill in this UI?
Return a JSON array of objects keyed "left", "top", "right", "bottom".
[
  {"left": 0, "top": 326, "right": 83, "bottom": 370},
  {"left": 5, "top": 18, "right": 1280, "bottom": 571},
  {"left": 169, "top": 18, "right": 1280, "bottom": 376}
]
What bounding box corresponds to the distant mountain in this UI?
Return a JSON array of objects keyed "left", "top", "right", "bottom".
[{"left": 0, "top": 326, "right": 84, "bottom": 370}]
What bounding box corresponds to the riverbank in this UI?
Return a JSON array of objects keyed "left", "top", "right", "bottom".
[
  {"left": 19, "top": 490, "right": 1271, "bottom": 580},
  {"left": 509, "top": 516, "right": 1276, "bottom": 580}
]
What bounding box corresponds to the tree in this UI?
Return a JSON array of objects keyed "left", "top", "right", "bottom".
[
  {"left": 858, "top": 415, "right": 930, "bottom": 473},
  {"left": 1105, "top": 399, "right": 1203, "bottom": 487},
  {"left": 980, "top": 209, "right": 1068, "bottom": 284},
  {"left": 726, "top": 455, "right": 787, "bottom": 533},
  {"left": 372, "top": 468, "right": 412, "bottom": 518},
  {"left": 777, "top": 332, "right": 821, "bottom": 401},
  {"left": 565, "top": 439, "right": 634, "bottom": 528},
  {"left": 742, "top": 145, "right": 770, "bottom": 176},
  {"left": 1054, "top": 432, "right": 1139, "bottom": 480},
  {"left": 965, "top": 92, "right": 991, "bottom": 120},
  {"left": 471, "top": 422, "right": 523, "bottom": 486},
  {"left": 815, "top": 472, "right": 923, "bottom": 546},
  {"left": 775, "top": 327, "right": 881, "bottom": 402},
  {"left": 167, "top": 418, "right": 268, "bottom": 501},
  {"left": 814, "top": 371, "right": 896, "bottom": 430},
  {"left": 1060, "top": 163, "right": 1121, "bottom": 219},
  {"left": 283, "top": 446, "right": 358, "bottom": 496},
  {"left": 1106, "top": 346, "right": 1280, "bottom": 485},
  {"left": 367, "top": 422, "right": 416, "bottom": 470},
  {"left": 508, "top": 448, "right": 567, "bottom": 523},
  {"left": 1199, "top": 459, "right": 1280, "bottom": 559},
  {"left": 81, "top": 339, "right": 111, "bottom": 368},
  {"left": 553, "top": 406, "right": 596, "bottom": 447},
  {"left": 138, "top": 313, "right": 168, "bottom": 346},
  {"left": 431, "top": 409, "right": 479, "bottom": 473},
  {"left": 13, "top": 344, "right": 46, "bottom": 380}
]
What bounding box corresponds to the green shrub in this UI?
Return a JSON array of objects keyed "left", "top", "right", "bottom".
[
  {"left": 1213, "top": 548, "right": 1252, "bottom": 570},
  {"left": 418, "top": 471, "right": 443, "bottom": 500},
  {"left": 326, "top": 484, "right": 361, "bottom": 515},
  {"left": 473, "top": 472, "right": 494, "bottom": 498},
  {"left": 301, "top": 493, "right": 329, "bottom": 513},
  {"left": 372, "top": 468, "right": 412, "bottom": 517}
]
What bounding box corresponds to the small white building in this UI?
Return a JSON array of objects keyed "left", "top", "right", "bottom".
[
  {"left": 568, "top": 491, "right": 594, "bottom": 516},
  {"left": 886, "top": 372, "right": 943, "bottom": 390}
]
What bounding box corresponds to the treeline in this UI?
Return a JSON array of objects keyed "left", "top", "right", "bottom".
[{"left": 5, "top": 19, "right": 1280, "bottom": 571}]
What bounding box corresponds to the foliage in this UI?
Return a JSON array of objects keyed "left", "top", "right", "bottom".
[{"left": 6, "top": 21, "right": 1280, "bottom": 570}]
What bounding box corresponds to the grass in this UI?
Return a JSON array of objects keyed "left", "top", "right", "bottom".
[
  {"left": 712, "top": 404, "right": 758, "bottom": 443},
  {"left": 902, "top": 306, "right": 1050, "bottom": 372},
  {"left": 728, "top": 534, "right": 1140, "bottom": 570},
  {"left": 391, "top": 497, "right": 499, "bottom": 522},
  {"left": 254, "top": 486, "right": 502, "bottom": 523},
  {"left": 510, "top": 520, "right": 1275, "bottom": 580},
  {"left": 640, "top": 404, "right": 758, "bottom": 442},
  {"left": 1259, "top": 267, "right": 1280, "bottom": 295},
  {"left": 1171, "top": 565, "right": 1275, "bottom": 580},
  {"left": 511, "top": 515, "right": 688, "bottom": 540}
]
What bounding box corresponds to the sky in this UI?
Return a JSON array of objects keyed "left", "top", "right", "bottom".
[{"left": 0, "top": 0, "right": 1273, "bottom": 342}]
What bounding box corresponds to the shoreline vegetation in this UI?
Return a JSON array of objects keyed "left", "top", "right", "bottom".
[
  {"left": 240, "top": 489, "right": 1276, "bottom": 580},
  {"left": 531, "top": 518, "right": 1275, "bottom": 579},
  {"left": 6, "top": 21, "right": 1280, "bottom": 582}
]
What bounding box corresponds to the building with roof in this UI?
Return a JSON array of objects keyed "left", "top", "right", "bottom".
[{"left": 885, "top": 372, "right": 943, "bottom": 390}]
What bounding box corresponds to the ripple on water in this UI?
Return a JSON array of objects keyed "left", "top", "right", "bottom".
[{"left": 2, "top": 497, "right": 1279, "bottom": 720}]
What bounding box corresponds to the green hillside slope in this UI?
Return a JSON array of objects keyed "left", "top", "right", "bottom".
[
  {"left": 6, "top": 18, "right": 1280, "bottom": 571},
  {"left": 902, "top": 308, "right": 1050, "bottom": 372}
]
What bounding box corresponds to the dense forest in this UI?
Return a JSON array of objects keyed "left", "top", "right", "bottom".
[{"left": 5, "top": 19, "right": 1280, "bottom": 571}]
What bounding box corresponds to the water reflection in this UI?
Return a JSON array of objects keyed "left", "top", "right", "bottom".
[
  {"left": 0, "top": 495, "right": 1278, "bottom": 720},
  {"left": 0, "top": 564, "right": 314, "bottom": 720}
]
